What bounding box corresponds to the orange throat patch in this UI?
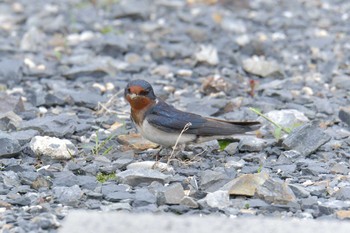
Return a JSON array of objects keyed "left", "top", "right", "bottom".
[{"left": 126, "top": 95, "right": 155, "bottom": 125}]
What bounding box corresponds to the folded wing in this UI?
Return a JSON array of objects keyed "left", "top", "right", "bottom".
[{"left": 146, "top": 100, "right": 260, "bottom": 136}]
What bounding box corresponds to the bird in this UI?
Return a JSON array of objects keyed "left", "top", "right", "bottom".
[{"left": 124, "top": 79, "right": 260, "bottom": 147}]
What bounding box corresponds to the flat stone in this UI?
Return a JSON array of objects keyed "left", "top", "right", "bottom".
[
  {"left": 117, "top": 169, "right": 172, "bottom": 186},
  {"left": 334, "top": 187, "right": 350, "bottom": 200},
  {"left": 134, "top": 188, "right": 157, "bottom": 204},
  {"left": 180, "top": 196, "right": 199, "bottom": 208},
  {"left": 330, "top": 163, "right": 349, "bottom": 175},
  {"left": 77, "top": 176, "right": 98, "bottom": 190},
  {"left": 30, "top": 136, "right": 77, "bottom": 160},
  {"left": 52, "top": 185, "right": 83, "bottom": 207},
  {"left": 256, "top": 178, "right": 297, "bottom": 204},
  {"left": 0, "top": 93, "right": 25, "bottom": 114},
  {"left": 0, "top": 58, "right": 23, "bottom": 86},
  {"left": 127, "top": 161, "right": 174, "bottom": 174},
  {"left": 30, "top": 213, "right": 60, "bottom": 229},
  {"left": 0, "top": 132, "right": 21, "bottom": 158},
  {"left": 117, "top": 133, "right": 159, "bottom": 150},
  {"left": 9, "top": 129, "right": 39, "bottom": 146},
  {"left": 221, "top": 172, "right": 269, "bottom": 196},
  {"left": 104, "top": 191, "right": 134, "bottom": 202},
  {"left": 111, "top": 0, "right": 152, "bottom": 19},
  {"left": 242, "top": 56, "right": 281, "bottom": 77},
  {"left": 339, "top": 107, "right": 350, "bottom": 126},
  {"left": 336, "top": 210, "right": 350, "bottom": 220},
  {"left": 204, "top": 190, "right": 230, "bottom": 209},
  {"left": 200, "top": 169, "right": 230, "bottom": 192},
  {"left": 0, "top": 111, "right": 22, "bottom": 131},
  {"left": 158, "top": 183, "right": 185, "bottom": 205},
  {"left": 53, "top": 171, "right": 79, "bottom": 187},
  {"left": 57, "top": 89, "right": 105, "bottom": 109},
  {"left": 288, "top": 184, "right": 310, "bottom": 198},
  {"left": 238, "top": 137, "right": 268, "bottom": 152},
  {"left": 259, "top": 109, "right": 309, "bottom": 137},
  {"left": 283, "top": 122, "right": 331, "bottom": 156},
  {"left": 21, "top": 114, "right": 78, "bottom": 137},
  {"left": 20, "top": 27, "right": 46, "bottom": 51}
]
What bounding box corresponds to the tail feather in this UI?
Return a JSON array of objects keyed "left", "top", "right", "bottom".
[{"left": 193, "top": 118, "right": 261, "bottom": 136}]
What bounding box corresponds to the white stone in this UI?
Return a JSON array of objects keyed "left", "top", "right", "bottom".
[
  {"left": 127, "top": 161, "right": 174, "bottom": 174},
  {"left": 205, "top": 190, "right": 230, "bottom": 209},
  {"left": 30, "top": 136, "right": 77, "bottom": 160},
  {"left": 195, "top": 45, "right": 219, "bottom": 65}
]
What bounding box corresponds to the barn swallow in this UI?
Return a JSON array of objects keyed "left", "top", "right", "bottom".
[{"left": 124, "top": 79, "right": 260, "bottom": 147}]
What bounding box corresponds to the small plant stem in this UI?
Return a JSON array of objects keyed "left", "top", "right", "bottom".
[{"left": 249, "top": 107, "right": 291, "bottom": 134}]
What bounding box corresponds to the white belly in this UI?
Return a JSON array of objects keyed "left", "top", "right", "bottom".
[{"left": 135, "top": 120, "right": 196, "bottom": 147}]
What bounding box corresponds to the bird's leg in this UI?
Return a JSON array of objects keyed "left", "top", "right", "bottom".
[{"left": 167, "top": 144, "right": 185, "bottom": 165}]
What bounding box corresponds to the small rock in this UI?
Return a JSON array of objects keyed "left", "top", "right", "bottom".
[
  {"left": 238, "top": 137, "right": 268, "bottom": 152},
  {"left": 242, "top": 56, "right": 281, "bottom": 77},
  {"left": 127, "top": 161, "right": 174, "bottom": 174},
  {"left": 9, "top": 129, "right": 39, "bottom": 146},
  {"left": 57, "top": 89, "right": 105, "bottom": 109},
  {"left": 21, "top": 114, "right": 78, "bottom": 137},
  {"left": 100, "top": 203, "right": 132, "bottom": 212},
  {"left": 0, "top": 111, "right": 22, "bottom": 131},
  {"left": 204, "top": 190, "right": 230, "bottom": 209},
  {"left": 314, "top": 98, "right": 333, "bottom": 115},
  {"left": 336, "top": 210, "right": 350, "bottom": 220},
  {"left": 158, "top": 183, "right": 185, "bottom": 205},
  {"left": 111, "top": 0, "right": 151, "bottom": 19},
  {"left": 117, "top": 133, "right": 159, "bottom": 150},
  {"left": 31, "top": 176, "right": 51, "bottom": 190},
  {"left": 224, "top": 142, "right": 239, "bottom": 155},
  {"left": 288, "top": 184, "right": 310, "bottom": 198},
  {"left": 339, "top": 107, "right": 350, "bottom": 126},
  {"left": 77, "top": 176, "right": 98, "bottom": 190},
  {"left": 0, "top": 93, "right": 25, "bottom": 114},
  {"left": 256, "top": 178, "right": 297, "bottom": 204},
  {"left": 134, "top": 188, "right": 157, "bottom": 204},
  {"left": 180, "top": 196, "right": 199, "bottom": 208},
  {"left": 117, "top": 169, "right": 172, "bottom": 186},
  {"left": 221, "top": 172, "right": 269, "bottom": 196},
  {"left": 200, "top": 76, "right": 233, "bottom": 95},
  {"left": 0, "top": 132, "right": 21, "bottom": 158},
  {"left": 52, "top": 185, "right": 83, "bottom": 207},
  {"left": 98, "top": 34, "right": 129, "bottom": 56},
  {"left": 104, "top": 191, "right": 134, "bottom": 202},
  {"left": 20, "top": 27, "right": 46, "bottom": 51},
  {"left": 332, "top": 76, "right": 350, "bottom": 91},
  {"left": 334, "top": 187, "right": 350, "bottom": 200},
  {"left": 200, "top": 169, "right": 231, "bottom": 192},
  {"left": 30, "top": 136, "right": 77, "bottom": 160},
  {"left": 283, "top": 122, "right": 331, "bottom": 156},
  {"left": 330, "top": 163, "right": 349, "bottom": 175},
  {"left": 31, "top": 213, "right": 60, "bottom": 229},
  {"left": 259, "top": 109, "right": 309, "bottom": 137},
  {"left": 53, "top": 171, "right": 79, "bottom": 187},
  {"left": 0, "top": 58, "right": 23, "bottom": 86},
  {"left": 195, "top": 44, "right": 219, "bottom": 65}
]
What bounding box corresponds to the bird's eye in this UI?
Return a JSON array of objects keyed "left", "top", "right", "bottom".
[
  {"left": 127, "top": 88, "right": 131, "bottom": 93},
  {"left": 139, "top": 90, "right": 149, "bottom": 95}
]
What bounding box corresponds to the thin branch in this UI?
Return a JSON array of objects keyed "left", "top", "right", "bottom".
[{"left": 167, "top": 122, "right": 192, "bottom": 165}]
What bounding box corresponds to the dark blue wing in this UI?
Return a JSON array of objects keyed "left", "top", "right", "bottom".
[
  {"left": 146, "top": 100, "right": 206, "bottom": 133},
  {"left": 146, "top": 100, "right": 260, "bottom": 136}
]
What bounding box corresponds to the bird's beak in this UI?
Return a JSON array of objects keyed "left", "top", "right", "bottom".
[{"left": 128, "top": 93, "right": 138, "bottom": 99}]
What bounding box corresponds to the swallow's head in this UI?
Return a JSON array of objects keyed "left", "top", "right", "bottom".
[{"left": 124, "top": 79, "right": 157, "bottom": 110}]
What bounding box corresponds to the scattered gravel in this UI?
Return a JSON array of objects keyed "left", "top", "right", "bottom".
[{"left": 0, "top": 0, "right": 350, "bottom": 232}]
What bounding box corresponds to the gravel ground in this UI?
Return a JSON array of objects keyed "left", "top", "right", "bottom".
[{"left": 0, "top": 0, "right": 350, "bottom": 232}]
